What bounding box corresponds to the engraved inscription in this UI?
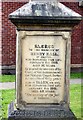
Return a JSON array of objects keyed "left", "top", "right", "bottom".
[
  {"left": 13, "top": 109, "right": 70, "bottom": 118},
  {"left": 22, "top": 35, "right": 66, "bottom": 103}
]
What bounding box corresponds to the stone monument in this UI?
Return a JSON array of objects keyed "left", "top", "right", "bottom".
[{"left": 8, "top": 0, "right": 82, "bottom": 119}]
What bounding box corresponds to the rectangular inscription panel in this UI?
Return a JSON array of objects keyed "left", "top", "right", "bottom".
[{"left": 22, "top": 33, "right": 66, "bottom": 103}]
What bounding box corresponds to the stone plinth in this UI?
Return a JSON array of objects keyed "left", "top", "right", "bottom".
[{"left": 8, "top": 102, "right": 77, "bottom": 120}]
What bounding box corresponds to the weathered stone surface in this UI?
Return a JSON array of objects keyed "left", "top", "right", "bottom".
[
  {"left": 9, "top": 0, "right": 82, "bottom": 26},
  {"left": 9, "top": 1, "right": 81, "bottom": 17},
  {"left": 15, "top": 31, "right": 71, "bottom": 109},
  {"left": 21, "top": 31, "right": 66, "bottom": 104},
  {"left": 8, "top": 102, "right": 77, "bottom": 120}
]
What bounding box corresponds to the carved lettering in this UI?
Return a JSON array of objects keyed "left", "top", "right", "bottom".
[{"left": 22, "top": 35, "right": 66, "bottom": 103}]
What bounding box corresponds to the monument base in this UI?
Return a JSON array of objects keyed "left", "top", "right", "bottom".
[{"left": 8, "top": 102, "right": 77, "bottom": 120}]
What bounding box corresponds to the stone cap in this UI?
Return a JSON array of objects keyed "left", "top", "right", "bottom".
[{"left": 9, "top": 1, "right": 82, "bottom": 25}]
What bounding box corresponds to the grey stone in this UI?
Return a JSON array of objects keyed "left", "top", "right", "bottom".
[
  {"left": 79, "top": 1, "right": 83, "bottom": 6},
  {"left": 8, "top": 102, "right": 77, "bottom": 120},
  {"left": 9, "top": 1, "right": 81, "bottom": 17},
  {"left": 9, "top": 1, "right": 82, "bottom": 26}
]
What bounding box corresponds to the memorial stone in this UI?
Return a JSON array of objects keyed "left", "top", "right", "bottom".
[{"left": 8, "top": 0, "right": 82, "bottom": 119}]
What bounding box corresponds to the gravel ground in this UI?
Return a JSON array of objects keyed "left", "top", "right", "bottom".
[{"left": 0, "top": 82, "right": 15, "bottom": 90}]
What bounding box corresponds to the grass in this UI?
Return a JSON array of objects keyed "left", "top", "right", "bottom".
[
  {"left": 0, "top": 89, "right": 15, "bottom": 119},
  {"left": 0, "top": 84, "right": 82, "bottom": 119},
  {"left": 70, "top": 84, "right": 82, "bottom": 119},
  {"left": 70, "top": 73, "right": 83, "bottom": 79},
  {"left": 0, "top": 75, "right": 15, "bottom": 82},
  {"left": 0, "top": 73, "right": 83, "bottom": 83}
]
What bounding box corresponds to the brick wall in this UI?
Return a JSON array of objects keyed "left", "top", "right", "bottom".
[
  {"left": 2, "top": 2, "right": 27, "bottom": 66},
  {"left": 62, "top": 2, "right": 83, "bottom": 65},
  {"left": 1, "top": 2, "right": 83, "bottom": 72}
]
